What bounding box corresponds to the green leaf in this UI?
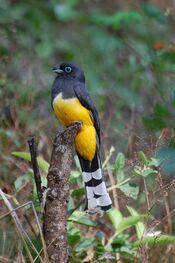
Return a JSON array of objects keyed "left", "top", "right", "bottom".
[
  {"left": 68, "top": 211, "right": 97, "bottom": 227},
  {"left": 127, "top": 206, "right": 145, "bottom": 239},
  {"left": 32, "top": 184, "right": 40, "bottom": 208},
  {"left": 142, "top": 168, "right": 157, "bottom": 177},
  {"left": 162, "top": 50, "right": 175, "bottom": 63},
  {"left": 119, "top": 183, "right": 139, "bottom": 200},
  {"left": 70, "top": 170, "right": 81, "bottom": 182},
  {"left": 117, "top": 170, "right": 125, "bottom": 183},
  {"left": 143, "top": 116, "right": 166, "bottom": 131},
  {"left": 12, "top": 151, "right": 49, "bottom": 172},
  {"left": 93, "top": 11, "right": 143, "bottom": 30},
  {"left": 111, "top": 234, "right": 129, "bottom": 247},
  {"left": 115, "top": 152, "right": 125, "bottom": 170},
  {"left": 68, "top": 195, "right": 75, "bottom": 213},
  {"left": 107, "top": 208, "right": 123, "bottom": 231},
  {"left": 133, "top": 166, "right": 142, "bottom": 176},
  {"left": 14, "top": 172, "right": 33, "bottom": 190},
  {"left": 71, "top": 188, "right": 84, "bottom": 198},
  {"left": 68, "top": 227, "right": 80, "bottom": 246},
  {"left": 134, "top": 166, "right": 157, "bottom": 177},
  {"left": 75, "top": 237, "right": 96, "bottom": 252},
  {"left": 154, "top": 103, "right": 170, "bottom": 118},
  {"left": 95, "top": 240, "right": 106, "bottom": 257},
  {"left": 134, "top": 234, "right": 175, "bottom": 247},
  {"left": 148, "top": 157, "right": 162, "bottom": 167},
  {"left": 117, "top": 215, "right": 146, "bottom": 233},
  {"left": 111, "top": 234, "right": 131, "bottom": 251},
  {"left": 138, "top": 151, "right": 149, "bottom": 165}
]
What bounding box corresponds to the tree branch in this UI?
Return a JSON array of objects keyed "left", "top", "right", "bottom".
[
  {"left": 27, "top": 136, "right": 42, "bottom": 203},
  {"left": 43, "top": 121, "right": 81, "bottom": 263}
]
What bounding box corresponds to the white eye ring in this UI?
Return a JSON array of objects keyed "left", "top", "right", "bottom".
[{"left": 65, "top": 66, "right": 72, "bottom": 73}]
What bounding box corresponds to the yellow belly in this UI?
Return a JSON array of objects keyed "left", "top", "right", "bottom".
[{"left": 53, "top": 93, "right": 96, "bottom": 161}]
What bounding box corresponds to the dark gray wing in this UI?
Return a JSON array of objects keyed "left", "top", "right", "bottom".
[{"left": 73, "top": 82, "right": 101, "bottom": 145}]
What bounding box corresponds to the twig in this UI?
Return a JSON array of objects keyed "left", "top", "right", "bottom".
[
  {"left": 104, "top": 147, "right": 119, "bottom": 210},
  {"left": 0, "top": 189, "right": 45, "bottom": 262},
  {"left": 0, "top": 201, "right": 32, "bottom": 220},
  {"left": 27, "top": 136, "right": 42, "bottom": 202},
  {"left": 30, "top": 202, "right": 48, "bottom": 262},
  {"left": 143, "top": 178, "right": 150, "bottom": 211},
  {"left": 126, "top": 106, "right": 136, "bottom": 158},
  {"left": 157, "top": 171, "right": 172, "bottom": 234}
]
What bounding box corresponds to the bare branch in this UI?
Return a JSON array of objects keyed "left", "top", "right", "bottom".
[
  {"left": 27, "top": 136, "right": 42, "bottom": 202},
  {"left": 43, "top": 121, "right": 81, "bottom": 263}
]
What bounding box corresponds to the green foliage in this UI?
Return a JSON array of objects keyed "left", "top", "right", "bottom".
[
  {"left": 12, "top": 151, "right": 49, "bottom": 173},
  {"left": 119, "top": 183, "right": 139, "bottom": 200},
  {"left": 127, "top": 206, "right": 146, "bottom": 239},
  {"left": 134, "top": 151, "right": 161, "bottom": 177},
  {"left": 68, "top": 211, "right": 97, "bottom": 227},
  {"left": 134, "top": 234, "right": 175, "bottom": 247},
  {"left": 110, "top": 152, "right": 139, "bottom": 199},
  {"left": 115, "top": 152, "right": 125, "bottom": 171},
  {"left": 107, "top": 208, "right": 146, "bottom": 234},
  {"left": 92, "top": 11, "right": 143, "bottom": 30},
  {"left": 14, "top": 171, "right": 33, "bottom": 191},
  {"left": 10, "top": 147, "right": 175, "bottom": 261}
]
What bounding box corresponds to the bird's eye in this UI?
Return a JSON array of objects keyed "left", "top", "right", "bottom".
[{"left": 65, "top": 66, "right": 72, "bottom": 73}]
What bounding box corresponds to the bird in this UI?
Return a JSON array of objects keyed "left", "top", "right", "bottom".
[{"left": 51, "top": 62, "right": 112, "bottom": 212}]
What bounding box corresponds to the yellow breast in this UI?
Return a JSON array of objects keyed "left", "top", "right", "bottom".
[
  {"left": 53, "top": 93, "right": 93, "bottom": 127},
  {"left": 53, "top": 92, "right": 96, "bottom": 161}
]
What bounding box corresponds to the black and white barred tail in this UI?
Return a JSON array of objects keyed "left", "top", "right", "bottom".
[{"left": 78, "top": 151, "right": 112, "bottom": 211}]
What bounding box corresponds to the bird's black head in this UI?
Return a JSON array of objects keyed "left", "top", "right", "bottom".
[{"left": 52, "top": 62, "right": 85, "bottom": 83}]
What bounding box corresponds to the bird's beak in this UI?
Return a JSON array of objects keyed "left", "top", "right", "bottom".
[{"left": 52, "top": 67, "right": 63, "bottom": 74}]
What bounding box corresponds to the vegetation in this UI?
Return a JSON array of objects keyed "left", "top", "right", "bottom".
[{"left": 1, "top": 0, "right": 175, "bottom": 262}]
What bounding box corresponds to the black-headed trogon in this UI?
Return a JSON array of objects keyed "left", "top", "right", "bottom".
[{"left": 51, "top": 62, "right": 112, "bottom": 211}]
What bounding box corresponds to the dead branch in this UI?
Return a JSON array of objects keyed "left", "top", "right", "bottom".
[
  {"left": 27, "top": 136, "right": 42, "bottom": 202},
  {"left": 43, "top": 122, "right": 81, "bottom": 263}
]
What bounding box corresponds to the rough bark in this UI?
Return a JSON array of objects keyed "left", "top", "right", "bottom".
[{"left": 43, "top": 122, "right": 81, "bottom": 263}]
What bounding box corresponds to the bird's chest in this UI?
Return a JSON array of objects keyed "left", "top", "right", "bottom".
[{"left": 53, "top": 93, "right": 92, "bottom": 127}]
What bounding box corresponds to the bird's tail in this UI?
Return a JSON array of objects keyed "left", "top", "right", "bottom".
[{"left": 78, "top": 151, "right": 112, "bottom": 212}]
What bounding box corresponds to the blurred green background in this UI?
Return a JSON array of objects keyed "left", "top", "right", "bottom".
[
  {"left": 1, "top": 0, "right": 175, "bottom": 262},
  {"left": 1, "top": 0, "right": 175, "bottom": 177}
]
